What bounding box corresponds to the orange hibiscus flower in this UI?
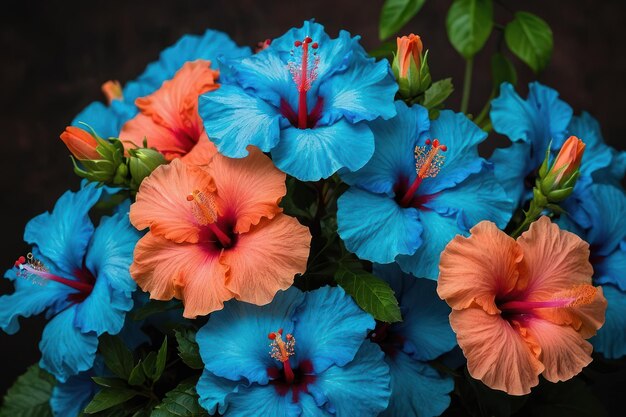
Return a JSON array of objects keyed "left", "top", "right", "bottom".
[
  {"left": 437, "top": 216, "right": 607, "bottom": 395},
  {"left": 120, "top": 60, "right": 218, "bottom": 165},
  {"left": 129, "top": 148, "right": 311, "bottom": 318}
]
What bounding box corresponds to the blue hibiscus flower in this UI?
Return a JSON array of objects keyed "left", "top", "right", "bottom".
[
  {"left": 199, "top": 20, "right": 398, "bottom": 181},
  {"left": 489, "top": 82, "right": 625, "bottom": 215},
  {"left": 558, "top": 183, "right": 626, "bottom": 359},
  {"left": 0, "top": 183, "right": 140, "bottom": 382},
  {"left": 195, "top": 286, "right": 391, "bottom": 416},
  {"left": 72, "top": 29, "right": 251, "bottom": 138},
  {"left": 372, "top": 263, "right": 456, "bottom": 417},
  {"left": 337, "top": 101, "right": 513, "bottom": 279},
  {"left": 489, "top": 82, "right": 573, "bottom": 209}
]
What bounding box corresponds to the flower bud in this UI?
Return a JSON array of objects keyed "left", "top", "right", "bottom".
[
  {"left": 102, "top": 80, "right": 123, "bottom": 104},
  {"left": 60, "top": 126, "right": 100, "bottom": 160},
  {"left": 539, "top": 136, "right": 585, "bottom": 201},
  {"left": 392, "top": 34, "right": 431, "bottom": 99},
  {"left": 128, "top": 147, "right": 167, "bottom": 189}
]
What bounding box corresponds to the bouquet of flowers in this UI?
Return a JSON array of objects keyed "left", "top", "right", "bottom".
[{"left": 1, "top": 1, "right": 624, "bottom": 416}]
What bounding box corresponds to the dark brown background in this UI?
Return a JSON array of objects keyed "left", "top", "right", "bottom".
[{"left": 1, "top": 0, "right": 625, "bottom": 410}]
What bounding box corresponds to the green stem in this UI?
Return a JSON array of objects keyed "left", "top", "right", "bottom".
[
  {"left": 510, "top": 197, "right": 545, "bottom": 238},
  {"left": 460, "top": 57, "right": 474, "bottom": 114},
  {"left": 473, "top": 92, "right": 494, "bottom": 126}
]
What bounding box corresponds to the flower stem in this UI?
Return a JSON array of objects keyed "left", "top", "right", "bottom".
[
  {"left": 510, "top": 197, "right": 545, "bottom": 238},
  {"left": 460, "top": 57, "right": 474, "bottom": 114}
]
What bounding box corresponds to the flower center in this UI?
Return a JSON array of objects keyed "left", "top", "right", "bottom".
[
  {"left": 369, "top": 322, "right": 405, "bottom": 357},
  {"left": 14, "top": 253, "right": 95, "bottom": 301},
  {"left": 267, "top": 329, "right": 315, "bottom": 403},
  {"left": 187, "top": 190, "right": 233, "bottom": 248},
  {"left": 286, "top": 37, "right": 321, "bottom": 129},
  {"left": 268, "top": 329, "right": 296, "bottom": 384},
  {"left": 398, "top": 139, "right": 447, "bottom": 207},
  {"left": 498, "top": 284, "right": 598, "bottom": 315}
]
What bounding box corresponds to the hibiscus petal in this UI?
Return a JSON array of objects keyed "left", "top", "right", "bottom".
[
  {"left": 24, "top": 184, "right": 102, "bottom": 275},
  {"left": 72, "top": 100, "right": 136, "bottom": 139},
  {"left": 337, "top": 188, "right": 422, "bottom": 264},
  {"left": 394, "top": 277, "right": 456, "bottom": 361},
  {"left": 318, "top": 54, "right": 397, "bottom": 124},
  {"left": 199, "top": 84, "right": 282, "bottom": 158},
  {"left": 221, "top": 384, "right": 301, "bottom": 417},
  {"left": 130, "top": 233, "right": 231, "bottom": 318},
  {"left": 272, "top": 119, "right": 375, "bottom": 182},
  {"left": 595, "top": 249, "right": 626, "bottom": 291},
  {"left": 591, "top": 284, "right": 626, "bottom": 359},
  {"left": 340, "top": 101, "right": 429, "bottom": 196},
  {"left": 196, "top": 287, "right": 304, "bottom": 385},
  {"left": 518, "top": 216, "right": 594, "bottom": 299},
  {"left": 308, "top": 341, "right": 391, "bottom": 417},
  {"left": 381, "top": 352, "right": 453, "bottom": 417},
  {"left": 196, "top": 369, "right": 242, "bottom": 415},
  {"left": 74, "top": 279, "right": 133, "bottom": 336},
  {"left": 491, "top": 82, "right": 572, "bottom": 149},
  {"left": 130, "top": 159, "right": 215, "bottom": 243},
  {"left": 86, "top": 210, "right": 139, "bottom": 293},
  {"left": 126, "top": 29, "right": 251, "bottom": 101},
  {"left": 39, "top": 306, "right": 98, "bottom": 383},
  {"left": 396, "top": 210, "right": 464, "bottom": 280},
  {"left": 524, "top": 318, "right": 592, "bottom": 383},
  {"left": 424, "top": 171, "right": 514, "bottom": 231},
  {"left": 581, "top": 184, "right": 626, "bottom": 257},
  {"left": 293, "top": 286, "right": 375, "bottom": 374},
  {"left": 51, "top": 365, "right": 100, "bottom": 417},
  {"left": 449, "top": 308, "right": 543, "bottom": 395},
  {"left": 438, "top": 220, "right": 522, "bottom": 313},
  {"left": 180, "top": 132, "right": 218, "bottom": 166},
  {"left": 0, "top": 268, "right": 72, "bottom": 334},
  {"left": 490, "top": 142, "right": 533, "bottom": 209},
  {"left": 222, "top": 214, "right": 310, "bottom": 305},
  {"left": 416, "top": 110, "right": 487, "bottom": 195},
  {"left": 208, "top": 149, "right": 286, "bottom": 234}
]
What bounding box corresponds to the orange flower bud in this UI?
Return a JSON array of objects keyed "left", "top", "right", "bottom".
[
  {"left": 102, "top": 80, "right": 123, "bottom": 104},
  {"left": 60, "top": 126, "right": 100, "bottom": 160},
  {"left": 550, "top": 136, "right": 585, "bottom": 185},
  {"left": 396, "top": 34, "right": 423, "bottom": 78}
]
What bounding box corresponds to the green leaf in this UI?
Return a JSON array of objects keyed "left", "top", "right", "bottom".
[
  {"left": 131, "top": 299, "right": 181, "bottom": 321},
  {"left": 490, "top": 53, "right": 517, "bottom": 91},
  {"left": 0, "top": 365, "right": 55, "bottom": 417},
  {"left": 446, "top": 0, "right": 494, "bottom": 58},
  {"left": 379, "top": 0, "right": 427, "bottom": 40},
  {"left": 91, "top": 377, "right": 129, "bottom": 389},
  {"left": 99, "top": 335, "right": 134, "bottom": 380},
  {"left": 504, "top": 11, "right": 553, "bottom": 73},
  {"left": 421, "top": 78, "right": 454, "bottom": 110},
  {"left": 128, "top": 362, "right": 146, "bottom": 386},
  {"left": 175, "top": 329, "right": 204, "bottom": 370},
  {"left": 84, "top": 388, "right": 139, "bottom": 414},
  {"left": 142, "top": 352, "right": 157, "bottom": 380},
  {"left": 334, "top": 260, "right": 402, "bottom": 323},
  {"left": 150, "top": 383, "right": 209, "bottom": 417},
  {"left": 154, "top": 337, "right": 168, "bottom": 381}
]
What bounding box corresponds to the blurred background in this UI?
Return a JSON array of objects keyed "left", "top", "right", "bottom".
[{"left": 1, "top": 0, "right": 625, "bottom": 413}]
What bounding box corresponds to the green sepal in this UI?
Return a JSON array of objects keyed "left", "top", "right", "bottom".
[{"left": 547, "top": 187, "right": 574, "bottom": 202}]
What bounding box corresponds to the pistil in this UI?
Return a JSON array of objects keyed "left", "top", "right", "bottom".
[
  {"left": 269, "top": 329, "right": 296, "bottom": 384},
  {"left": 187, "top": 190, "right": 232, "bottom": 248},
  {"left": 499, "top": 284, "right": 598, "bottom": 314},
  {"left": 288, "top": 37, "right": 319, "bottom": 129},
  {"left": 399, "top": 139, "right": 447, "bottom": 207},
  {"left": 14, "top": 254, "right": 94, "bottom": 294}
]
